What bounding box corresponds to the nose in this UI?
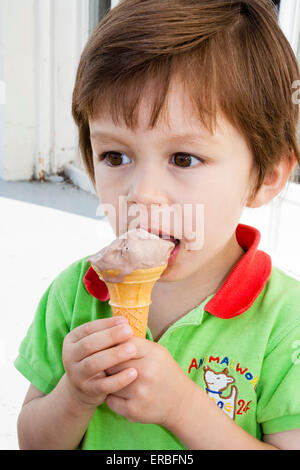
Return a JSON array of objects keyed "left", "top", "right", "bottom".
[{"left": 126, "top": 164, "right": 169, "bottom": 207}]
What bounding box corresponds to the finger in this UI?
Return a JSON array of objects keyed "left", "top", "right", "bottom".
[
  {"left": 105, "top": 394, "right": 132, "bottom": 419},
  {"left": 72, "top": 322, "right": 134, "bottom": 362},
  {"left": 76, "top": 341, "right": 137, "bottom": 381},
  {"left": 88, "top": 367, "right": 138, "bottom": 397},
  {"left": 106, "top": 338, "right": 150, "bottom": 376},
  {"left": 105, "top": 363, "right": 124, "bottom": 376},
  {"left": 69, "top": 316, "right": 129, "bottom": 343},
  {"left": 129, "top": 337, "right": 149, "bottom": 359},
  {"left": 105, "top": 338, "right": 149, "bottom": 375},
  {"left": 105, "top": 383, "right": 133, "bottom": 400}
]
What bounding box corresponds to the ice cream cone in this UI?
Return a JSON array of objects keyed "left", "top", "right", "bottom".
[{"left": 91, "top": 264, "right": 168, "bottom": 337}]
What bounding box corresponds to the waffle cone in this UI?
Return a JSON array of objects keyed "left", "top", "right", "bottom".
[{"left": 91, "top": 264, "right": 167, "bottom": 337}]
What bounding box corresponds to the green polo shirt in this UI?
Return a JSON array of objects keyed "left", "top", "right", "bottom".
[{"left": 14, "top": 224, "right": 300, "bottom": 449}]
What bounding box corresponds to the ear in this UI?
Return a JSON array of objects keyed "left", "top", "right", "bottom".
[{"left": 247, "top": 153, "right": 297, "bottom": 208}]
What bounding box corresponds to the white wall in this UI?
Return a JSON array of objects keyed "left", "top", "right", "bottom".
[
  {"left": 0, "top": 0, "right": 89, "bottom": 182},
  {"left": 0, "top": 0, "right": 299, "bottom": 182},
  {"left": 0, "top": 0, "right": 36, "bottom": 180},
  {"left": 110, "top": 0, "right": 121, "bottom": 7},
  {"left": 241, "top": 182, "right": 300, "bottom": 280},
  {"left": 279, "top": 0, "right": 300, "bottom": 54}
]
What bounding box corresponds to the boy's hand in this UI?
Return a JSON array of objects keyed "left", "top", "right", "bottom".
[
  {"left": 104, "top": 338, "right": 193, "bottom": 428},
  {"left": 62, "top": 317, "right": 138, "bottom": 409}
]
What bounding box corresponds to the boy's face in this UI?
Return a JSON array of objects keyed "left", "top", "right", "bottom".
[{"left": 89, "top": 78, "right": 255, "bottom": 282}]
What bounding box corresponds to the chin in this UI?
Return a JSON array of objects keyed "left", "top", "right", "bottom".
[{"left": 159, "top": 262, "right": 191, "bottom": 282}]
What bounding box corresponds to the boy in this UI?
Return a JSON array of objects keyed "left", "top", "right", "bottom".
[{"left": 15, "top": 0, "right": 300, "bottom": 449}]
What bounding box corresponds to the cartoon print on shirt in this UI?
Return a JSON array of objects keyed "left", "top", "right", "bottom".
[{"left": 203, "top": 365, "right": 238, "bottom": 420}]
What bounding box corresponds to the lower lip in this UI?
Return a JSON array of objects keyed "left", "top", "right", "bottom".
[{"left": 168, "top": 241, "right": 181, "bottom": 265}]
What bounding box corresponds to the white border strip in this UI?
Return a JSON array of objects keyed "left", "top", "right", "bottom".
[{"left": 279, "top": 0, "right": 300, "bottom": 53}]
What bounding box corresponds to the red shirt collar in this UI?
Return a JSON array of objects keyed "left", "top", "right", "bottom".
[{"left": 83, "top": 223, "right": 272, "bottom": 320}]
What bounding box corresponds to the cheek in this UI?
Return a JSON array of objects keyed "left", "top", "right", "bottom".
[
  {"left": 94, "top": 174, "right": 119, "bottom": 233},
  {"left": 180, "top": 178, "right": 247, "bottom": 251},
  {"left": 203, "top": 173, "right": 247, "bottom": 219},
  {"left": 95, "top": 167, "right": 112, "bottom": 196},
  {"left": 99, "top": 198, "right": 129, "bottom": 237},
  {"left": 94, "top": 166, "right": 122, "bottom": 205}
]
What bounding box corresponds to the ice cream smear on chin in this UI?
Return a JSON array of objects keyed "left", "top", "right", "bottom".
[{"left": 87, "top": 228, "right": 176, "bottom": 283}]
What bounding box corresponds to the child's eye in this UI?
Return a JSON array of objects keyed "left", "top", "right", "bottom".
[
  {"left": 170, "top": 153, "right": 204, "bottom": 168},
  {"left": 99, "top": 151, "right": 131, "bottom": 166},
  {"left": 98, "top": 151, "right": 204, "bottom": 168}
]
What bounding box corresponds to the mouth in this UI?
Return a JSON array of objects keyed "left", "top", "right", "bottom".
[
  {"left": 167, "top": 237, "right": 181, "bottom": 264},
  {"left": 139, "top": 226, "right": 180, "bottom": 245},
  {"left": 134, "top": 225, "right": 181, "bottom": 265},
  {"left": 157, "top": 233, "right": 180, "bottom": 245},
  {"left": 135, "top": 225, "right": 181, "bottom": 263},
  {"left": 150, "top": 231, "right": 181, "bottom": 265}
]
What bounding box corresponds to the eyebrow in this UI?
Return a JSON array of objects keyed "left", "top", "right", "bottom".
[{"left": 89, "top": 130, "right": 211, "bottom": 144}]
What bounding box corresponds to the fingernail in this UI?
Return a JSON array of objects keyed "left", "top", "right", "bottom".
[
  {"left": 121, "top": 325, "right": 133, "bottom": 336},
  {"left": 128, "top": 368, "right": 137, "bottom": 378}
]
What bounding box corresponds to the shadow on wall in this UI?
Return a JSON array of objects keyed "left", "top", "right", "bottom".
[{"left": 0, "top": 179, "right": 101, "bottom": 220}]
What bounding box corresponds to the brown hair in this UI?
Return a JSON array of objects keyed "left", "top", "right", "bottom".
[{"left": 72, "top": 0, "right": 300, "bottom": 202}]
